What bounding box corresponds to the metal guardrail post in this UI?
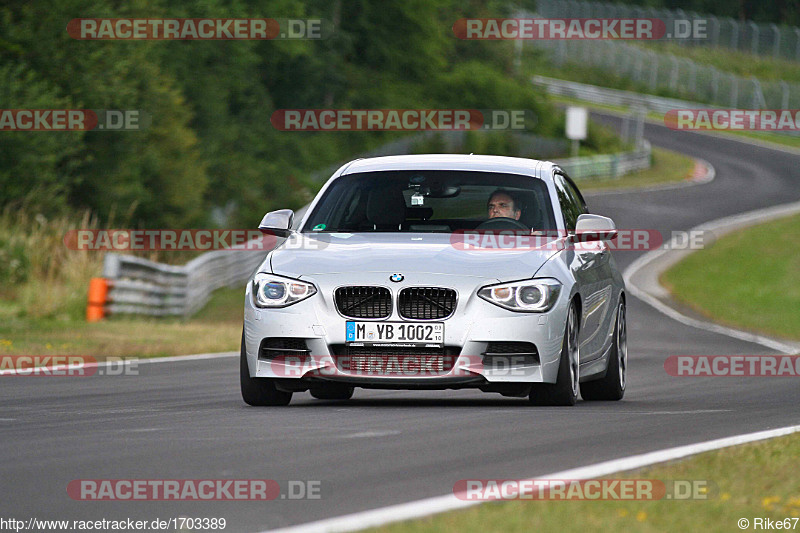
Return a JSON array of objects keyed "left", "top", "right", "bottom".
[
  {"left": 649, "top": 54, "right": 659, "bottom": 92},
  {"left": 771, "top": 24, "right": 780, "bottom": 58},
  {"left": 685, "top": 59, "right": 697, "bottom": 95},
  {"left": 730, "top": 20, "right": 739, "bottom": 50},
  {"left": 633, "top": 106, "right": 646, "bottom": 148},
  {"left": 709, "top": 16, "right": 719, "bottom": 48},
  {"left": 633, "top": 50, "right": 643, "bottom": 82},
  {"left": 621, "top": 114, "right": 630, "bottom": 144},
  {"left": 669, "top": 55, "right": 680, "bottom": 92},
  {"left": 748, "top": 21, "right": 759, "bottom": 55},
  {"left": 796, "top": 28, "right": 800, "bottom": 61},
  {"left": 710, "top": 68, "right": 720, "bottom": 103},
  {"left": 781, "top": 81, "right": 790, "bottom": 110},
  {"left": 102, "top": 253, "right": 121, "bottom": 278},
  {"left": 751, "top": 77, "right": 766, "bottom": 108}
]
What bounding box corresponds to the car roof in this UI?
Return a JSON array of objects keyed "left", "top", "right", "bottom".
[{"left": 339, "top": 154, "right": 553, "bottom": 179}]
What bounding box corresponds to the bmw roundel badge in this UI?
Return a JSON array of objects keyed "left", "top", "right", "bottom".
[{"left": 390, "top": 273, "right": 404, "bottom": 283}]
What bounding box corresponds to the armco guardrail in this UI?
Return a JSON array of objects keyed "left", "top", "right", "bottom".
[
  {"left": 92, "top": 245, "right": 269, "bottom": 318},
  {"left": 556, "top": 140, "right": 651, "bottom": 181},
  {"left": 87, "top": 205, "right": 310, "bottom": 320},
  {"left": 530, "top": 76, "right": 654, "bottom": 179},
  {"left": 533, "top": 73, "right": 800, "bottom": 138},
  {"left": 532, "top": 74, "right": 711, "bottom": 114}
]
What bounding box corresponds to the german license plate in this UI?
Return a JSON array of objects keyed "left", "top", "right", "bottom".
[{"left": 346, "top": 322, "right": 444, "bottom": 345}]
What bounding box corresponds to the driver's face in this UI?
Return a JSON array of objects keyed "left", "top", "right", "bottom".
[{"left": 488, "top": 193, "right": 521, "bottom": 220}]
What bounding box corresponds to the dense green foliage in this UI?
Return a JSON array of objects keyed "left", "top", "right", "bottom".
[{"left": 0, "top": 0, "right": 571, "bottom": 228}]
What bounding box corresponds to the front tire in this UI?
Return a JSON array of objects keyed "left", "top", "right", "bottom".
[
  {"left": 581, "top": 299, "right": 626, "bottom": 401},
  {"left": 240, "top": 333, "right": 292, "bottom": 406},
  {"left": 529, "top": 302, "right": 580, "bottom": 406}
]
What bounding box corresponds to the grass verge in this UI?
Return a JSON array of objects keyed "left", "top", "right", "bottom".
[
  {"left": 576, "top": 146, "right": 698, "bottom": 191},
  {"left": 661, "top": 213, "right": 800, "bottom": 341},
  {"left": 367, "top": 432, "right": 800, "bottom": 533},
  {"left": 0, "top": 287, "right": 244, "bottom": 358}
]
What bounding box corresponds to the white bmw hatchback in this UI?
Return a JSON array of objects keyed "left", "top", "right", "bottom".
[{"left": 241, "top": 154, "right": 627, "bottom": 406}]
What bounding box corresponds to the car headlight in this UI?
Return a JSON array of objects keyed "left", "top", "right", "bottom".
[
  {"left": 478, "top": 279, "right": 561, "bottom": 312},
  {"left": 252, "top": 273, "right": 317, "bottom": 308}
]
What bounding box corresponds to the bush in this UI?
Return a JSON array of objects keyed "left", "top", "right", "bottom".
[{"left": 0, "top": 238, "right": 29, "bottom": 286}]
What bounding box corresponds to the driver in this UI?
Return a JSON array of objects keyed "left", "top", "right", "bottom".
[{"left": 487, "top": 189, "right": 522, "bottom": 221}]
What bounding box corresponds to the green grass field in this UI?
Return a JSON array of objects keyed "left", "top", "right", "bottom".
[
  {"left": 661, "top": 213, "right": 800, "bottom": 341},
  {"left": 366, "top": 432, "right": 800, "bottom": 533}
]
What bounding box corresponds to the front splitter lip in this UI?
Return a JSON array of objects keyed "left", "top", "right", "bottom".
[
  {"left": 258, "top": 357, "right": 482, "bottom": 379},
  {"left": 300, "top": 374, "right": 487, "bottom": 387},
  {"left": 256, "top": 356, "right": 542, "bottom": 382}
]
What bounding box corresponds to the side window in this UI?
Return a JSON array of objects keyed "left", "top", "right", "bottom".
[
  {"left": 554, "top": 173, "right": 583, "bottom": 231},
  {"left": 562, "top": 174, "right": 588, "bottom": 214}
]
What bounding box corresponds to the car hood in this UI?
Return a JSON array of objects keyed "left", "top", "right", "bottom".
[{"left": 268, "top": 232, "right": 558, "bottom": 282}]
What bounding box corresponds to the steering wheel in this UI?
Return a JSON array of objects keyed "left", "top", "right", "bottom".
[{"left": 476, "top": 217, "right": 529, "bottom": 231}]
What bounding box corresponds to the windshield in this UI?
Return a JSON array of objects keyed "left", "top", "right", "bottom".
[{"left": 302, "top": 170, "right": 556, "bottom": 233}]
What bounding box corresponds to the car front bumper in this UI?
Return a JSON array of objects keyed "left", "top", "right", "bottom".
[{"left": 243, "top": 272, "right": 570, "bottom": 387}]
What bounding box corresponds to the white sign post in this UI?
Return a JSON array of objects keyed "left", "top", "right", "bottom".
[{"left": 566, "top": 106, "right": 588, "bottom": 158}]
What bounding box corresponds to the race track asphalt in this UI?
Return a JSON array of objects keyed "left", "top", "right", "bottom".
[{"left": 1, "top": 114, "right": 799, "bottom": 532}]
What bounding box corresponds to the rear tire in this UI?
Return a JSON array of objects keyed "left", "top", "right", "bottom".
[
  {"left": 310, "top": 386, "right": 355, "bottom": 400},
  {"left": 240, "top": 333, "right": 292, "bottom": 406},
  {"left": 529, "top": 302, "right": 579, "bottom": 406},
  {"left": 581, "top": 299, "right": 626, "bottom": 401}
]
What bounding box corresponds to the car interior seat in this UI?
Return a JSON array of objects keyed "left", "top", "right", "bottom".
[{"left": 365, "top": 186, "right": 406, "bottom": 230}]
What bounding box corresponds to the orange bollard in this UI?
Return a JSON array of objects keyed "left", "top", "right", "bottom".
[{"left": 86, "top": 277, "right": 109, "bottom": 322}]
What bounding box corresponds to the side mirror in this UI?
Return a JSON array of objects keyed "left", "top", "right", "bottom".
[
  {"left": 574, "top": 214, "right": 617, "bottom": 242},
  {"left": 259, "top": 209, "right": 294, "bottom": 238}
]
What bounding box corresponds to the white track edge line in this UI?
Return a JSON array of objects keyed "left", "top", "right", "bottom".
[
  {"left": 135, "top": 351, "right": 238, "bottom": 364},
  {"left": 0, "top": 351, "right": 237, "bottom": 376},
  {"left": 263, "top": 424, "right": 800, "bottom": 533},
  {"left": 623, "top": 199, "right": 800, "bottom": 355}
]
